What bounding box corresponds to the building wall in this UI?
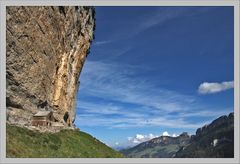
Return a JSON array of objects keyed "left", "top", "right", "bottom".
[{"left": 32, "top": 120, "right": 51, "bottom": 126}]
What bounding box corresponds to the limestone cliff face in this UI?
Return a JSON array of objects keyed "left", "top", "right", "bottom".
[{"left": 6, "top": 6, "right": 95, "bottom": 127}]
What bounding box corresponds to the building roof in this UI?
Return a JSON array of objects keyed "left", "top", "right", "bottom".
[{"left": 34, "top": 111, "right": 52, "bottom": 117}]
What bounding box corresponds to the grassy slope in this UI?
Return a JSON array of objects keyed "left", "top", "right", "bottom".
[{"left": 6, "top": 124, "right": 124, "bottom": 158}]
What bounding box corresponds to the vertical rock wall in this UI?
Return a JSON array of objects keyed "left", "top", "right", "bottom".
[{"left": 6, "top": 6, "right": 95, "bottom": 126}]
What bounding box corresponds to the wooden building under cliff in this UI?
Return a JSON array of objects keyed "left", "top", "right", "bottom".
[{"left": 32, "top": 111, "right": 56, "bottom": 126}]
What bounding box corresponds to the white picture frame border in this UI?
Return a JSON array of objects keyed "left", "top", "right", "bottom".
[{"left": 0, "top": 0, "right": 239, "bottom": 163}]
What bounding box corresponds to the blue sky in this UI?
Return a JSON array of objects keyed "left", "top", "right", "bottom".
[{"left": 75, "top": 6, "right": 234, "bottom": 149}]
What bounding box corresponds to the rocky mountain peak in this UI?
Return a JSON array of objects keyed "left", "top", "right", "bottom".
[
  {"left": 195, "top": 112, "right": 233, "bottom": 137},
  {"left": 179, "top": 132, "right": 189, "bottom": 137}
]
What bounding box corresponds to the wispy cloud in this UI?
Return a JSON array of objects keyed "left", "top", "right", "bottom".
[
  {"left": 133, "top": 7, "right": 187, "bottom": 35},
  {"left": 75, "top": 111, "right": 208, "bottom": 129},
  {"left": 198, "top": 81, "right": 234, "bottom": 94},
  {"left": 131, "top": 7, "right": 217, "bottom": 36},
  {"left": 79, "top": 60, "right": 195, "bottom": 113},
  {"left": 76, "top": 60, "right": 232, "bottom": 130},
  {"left": 93, "top": 40, "right": 112, "bottom": 46},
  {"left": 177, "top": 110, "right": 232, "bottom": 118}
]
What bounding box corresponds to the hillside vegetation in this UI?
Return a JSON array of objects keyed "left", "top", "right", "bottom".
[{"left": 6, "top": 124, "right": 124, "bottom": 158}]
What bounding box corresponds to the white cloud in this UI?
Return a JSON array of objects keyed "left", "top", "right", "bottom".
[
  {"left": 128, "top": 133, "right": 158, "bottom": 144},
  {"left": 136, "top": 134, "right": 145, "bottom": 140},
  {"left": 127, "top": 132, "right": 179, "bottom": 146},
  {"left": 172, "top": 134, "right": 178, "bottom": 137},
  {"left": 198, "top": 81, "right": 234, "bottom": 94},
  {"left": 115, "top": 142, "right": 119, "bottom": 145},
  {"left": 162, "top": 131, "right": 170, "bottom": 136}
]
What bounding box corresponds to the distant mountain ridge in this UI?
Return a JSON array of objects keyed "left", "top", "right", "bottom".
[
  {"left": 175, "top": 112, "right": 234, "bottom": 158},
  {"left": 121, "top": 112, "right": 234, "bottom": 158},
  {"left": 120, "top": 132, "right": 191, "bottom": 157}
]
